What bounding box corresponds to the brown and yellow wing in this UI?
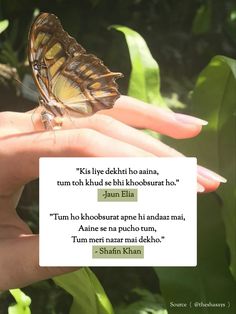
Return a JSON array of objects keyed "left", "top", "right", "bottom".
[{"left": 28, "top": 12, "right": 123, "bottom": 114}]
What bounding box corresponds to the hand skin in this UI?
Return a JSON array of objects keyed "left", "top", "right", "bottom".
[{"left": 0, "top": 95, "right": 226, "bottom": 290}]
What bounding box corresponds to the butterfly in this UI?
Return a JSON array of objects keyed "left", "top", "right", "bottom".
[{"left": 28, "top": 12, "right": 123, "bottom": 129}]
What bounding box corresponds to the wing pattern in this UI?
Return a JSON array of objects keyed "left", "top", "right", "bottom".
[{"left": 28, "top": 13, "right": 123, "bottom": 119}]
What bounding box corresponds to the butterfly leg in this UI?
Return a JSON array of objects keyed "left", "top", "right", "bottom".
[
  {"left": 53, "top": 116, "right": 63, "bottom": 129},
  {"left": 40, "top": 110, "right": 55, "bottom": 130},
  {"left": 40, "top": 110, "right": 64, "bottom": 130},
  {"left": 38, "top": 98, "right": 63, "bottom": 130},
  {"left": 30, "top": 105, "right": 42, "bottom": 129}
]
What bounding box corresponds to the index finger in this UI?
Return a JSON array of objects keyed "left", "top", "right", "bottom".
[{"left": 101, "top": 95, "right": 208, "bottom": 139}]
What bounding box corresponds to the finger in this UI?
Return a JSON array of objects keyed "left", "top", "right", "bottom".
[
  {"left": 74, "top": 114, "right": 183, "bottom": 157},
  {"left": 197, "top": 174, "right": 220, "bottom": 193},
  {"left": 0, "top": 108, "right": 56, "bottom": 135},
  {"left": 197, "top": 165, "right": 226, "bottom": 193},
  {"left": 0, "top": 112, "right": 225, "bottom": 192},
  {"left": 0, "top": 235, "right": 77, "bottom": 290},
  {"left": 0, "top": 112, "right": 29, "bottom": 135},
  {"left": 69, "top": 114, "right": 225, "bottom": 192},
  {"left": 0, "top": 128, "right": 153, "bottom": 195},
  {"left": 1, "top": 95, "right": 208, "bottom": 140},
  {"left": 101, "top": 95, "right": 208, "bottom": 139}
]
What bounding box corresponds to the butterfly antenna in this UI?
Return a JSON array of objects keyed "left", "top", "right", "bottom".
[
  {"left": 13, "top": 77, "right": 39, "bottom": 99},
  {"left": 11, "top": 76, "right": 40, "bottom": 129}
]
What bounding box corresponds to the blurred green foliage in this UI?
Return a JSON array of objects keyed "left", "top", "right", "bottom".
[
  {"left": 8, "top": 289, "right": 31, "bottom": 314},
  {"left": 0, "top": 19, "right": 8, "bottom": 34},
  {"left": 53, "top": 268, "right": 114, "bottom": 314},
  {"left": 0, "top": 0, "right": 236, "bottom": 314},
  {"left": 110, "top": 25, "right": 165, "bottom": 108},
  {"left": 159, "top": 55, "right": 236, "bottom": 313},
  {"left": 1, "top": 0, "right": 236, "bottom": 100}
]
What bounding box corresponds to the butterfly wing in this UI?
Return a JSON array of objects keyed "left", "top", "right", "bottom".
[{"left": 28, "top": 13, "right": 123, "bottom": 115}]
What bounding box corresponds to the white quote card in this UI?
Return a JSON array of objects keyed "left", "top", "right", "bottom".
[{"left": 39, "top": 157, "right": 197, "bottom": 266}]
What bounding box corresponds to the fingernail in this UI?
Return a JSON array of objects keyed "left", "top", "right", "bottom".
[
  {"left": 197, "top": 165, "right": 227, "bottom": 183},
  {"left": 174, "top": 113, "right": 208, "bottom": 126},
  {"left": 197, "top": 183, "right": 205, "bottom": 193}
]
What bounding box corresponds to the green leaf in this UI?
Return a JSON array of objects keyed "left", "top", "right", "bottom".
[
  {"left": 191, "top": 55, "right": 236, "bottom": 279},
  {"left": 53, "top": 268, "right": 114, "bottom": 314},
  {"left": 109, "top": 25, "right": 166, "bottom": 108},
  {"left": 156, "top": 55, "right": 236, "bottom": 312},
  {"left": 192, "top": 1, "right": 212, "bottom": 35},
  {"left": 0, "top": 19, "right": 9, "bottom": 34},
  {"left": 8, "top": 289, "right": 31, "bottom": 314},
  {"left": 155, "top": 194, "right": 236, "bottom": 313}
]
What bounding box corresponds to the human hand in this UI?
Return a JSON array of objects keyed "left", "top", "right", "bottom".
[{"left": 0, "top": 95, "right": 226, "bottom": 290}]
